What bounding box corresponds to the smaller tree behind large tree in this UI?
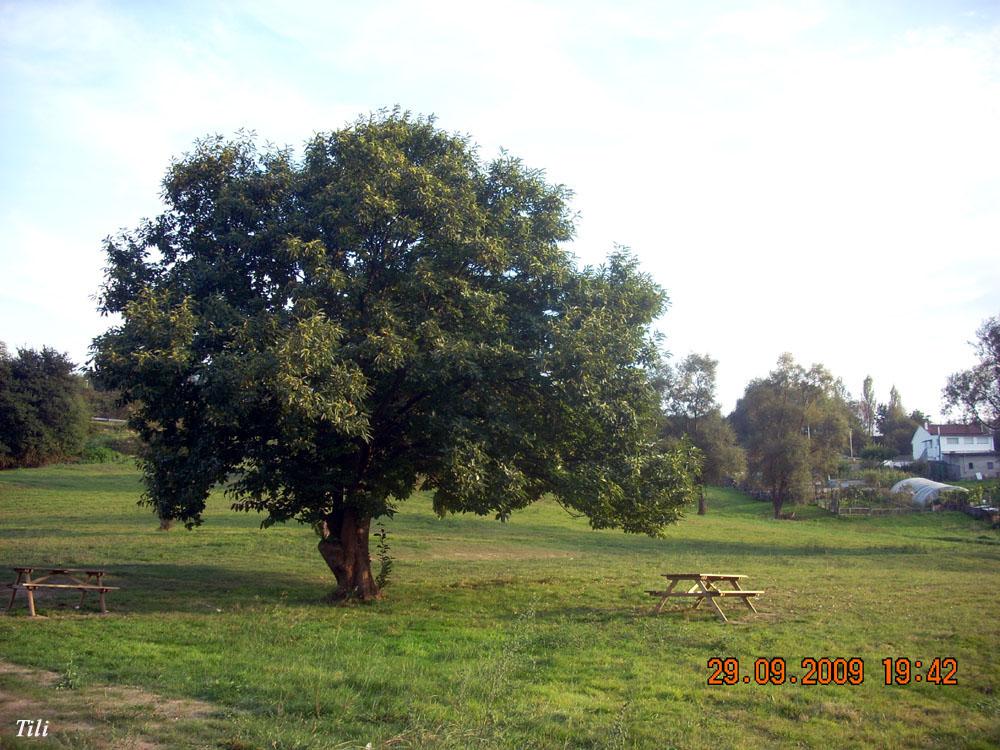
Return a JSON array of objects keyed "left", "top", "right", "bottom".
[
  {"left": 660, "top": 353, "right": 745, "bottom": 493},
  {"left": 944, "top": 313, "right": 1000, "bottom": 431},
  {"left": 861, "top": 375, "right": 877, "bottom": 439},
  {"left": 876, "top": 386, "right": 927, "bottom": 456},
  {"left": 852, "top": 374, "right": 878, "bottom": 448}
]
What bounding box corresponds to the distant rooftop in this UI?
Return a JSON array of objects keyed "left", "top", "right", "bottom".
[{"left": 924, "top": 423, "right": 991, "bottom": 437}]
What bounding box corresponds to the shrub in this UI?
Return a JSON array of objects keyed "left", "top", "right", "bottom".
[
  {"left": 0, "top": 346, "right": 90, "bottom": 468},
  {"left": 79, "top": 444, "right": 127, "bottom": 464},
  {"left": 860, "top": 446, "right": 897, "bottom": 462},
  {"left": 374, "top": 522, "right": 394, "bottom": 589},
  {"left": 88, "top": 422, "right": 143, "bottom": 456},
  {"left": 856, "top": 468, "right": 911, "bottom": 489}
]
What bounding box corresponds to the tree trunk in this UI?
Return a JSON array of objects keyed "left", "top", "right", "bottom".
[
  {"left": 697, "top": 488, "right": 707, "bottom": 515},
  {"left": 772, "top": 492, "right": 784, "bottom": 519},
  {"left": 317, "top": 506, "right": 380, "bottom": 601}
]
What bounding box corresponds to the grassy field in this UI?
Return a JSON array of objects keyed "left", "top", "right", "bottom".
[{"left": 1, "top": 463, "right": 998, "bottom": 749}]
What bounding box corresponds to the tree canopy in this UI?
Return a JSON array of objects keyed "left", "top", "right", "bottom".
[
  {"left": 93, "top": 111, "right": 700, "bottom": 599},
  {"left": 660, "top": 353, "right": 745, "bottom": 487},
  {"left": 944, "top": 313, "right": 1000, "bottom": 431},
  {"left": 875, "top": 386, "right": 927, "bottom": 456},
  {"left": 731, "top": 354, "right": 850, "bottom": 518},
  {"left": 0, "top": 344, "right": 90, "bottom": 469},
  {"left": 857, "top": 375, "right": 877, "bottom": 443}
]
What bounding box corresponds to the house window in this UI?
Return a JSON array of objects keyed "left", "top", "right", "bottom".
[
  {"left": 969, "top": 462, "right": 974, "bottom": 470},
  {"left": 976, "top": 436, "right": 990, "bottom": 444},
  {"left": 964, "top": 437, "right": 975, "bottom": 444},
  {"left": 988, "top": 462, "right": 995, "bottom": 470},
  {"left": 946, "top": 437, "right": 959, "bottom": 444}
]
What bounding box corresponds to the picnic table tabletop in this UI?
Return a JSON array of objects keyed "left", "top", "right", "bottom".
[{"left": 13, "top": 566, "right": 107, "bottom": 574}]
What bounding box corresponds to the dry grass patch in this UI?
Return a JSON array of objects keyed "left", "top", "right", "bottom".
[{"left": 0, "top": 659, "right": 228, "bottom": 749}]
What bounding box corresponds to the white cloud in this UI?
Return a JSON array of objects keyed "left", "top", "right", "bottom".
[{"left": 709, "top": 3, "right": 829, "bottom": 45}]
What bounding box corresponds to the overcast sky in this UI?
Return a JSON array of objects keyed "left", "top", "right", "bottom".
[{"left": 1, "top": 0, "right": 998, "bottom": 414}]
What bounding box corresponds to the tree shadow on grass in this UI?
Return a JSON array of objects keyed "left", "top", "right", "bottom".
[
  {"left": 0, "top": 472, "right": 142, "bottom": 494},
  {"left": 3, "top": 563, "right": 334, "bottom": 616},
  {"left": 646, "top": 537, "right": 931, "bottom": 557},
  {"left": 400, "top": 508, "right": 933, "bottom": 559},
  {"left": 0, "top": 527, "right": 154, "bottom": 539}
]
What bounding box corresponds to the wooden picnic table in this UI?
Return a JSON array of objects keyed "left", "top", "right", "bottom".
[
  {"left": 647, "top": 573, "right": 763, "bottom": 623},
  {"left": 4, "top": 567, "right": 118, "bottom": 617}
]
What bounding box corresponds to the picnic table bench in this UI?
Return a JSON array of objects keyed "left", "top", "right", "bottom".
[
  {"left": 647, "top": 573, "right": 763, "bottom": 623},
  {"left": 4, "top": 567, "right": 118, "bottom": 617}
]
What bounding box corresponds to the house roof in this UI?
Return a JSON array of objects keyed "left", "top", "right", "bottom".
[{"left": 926, "top": 423, "right": 991, "bottom": 437}]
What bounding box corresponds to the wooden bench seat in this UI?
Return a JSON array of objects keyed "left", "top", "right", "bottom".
[
  {"left": 647, "top": 589, "right": 716, "bottom": 597},
  {"left": 647, "top": 588, "right": 763, "bottom": 598}
]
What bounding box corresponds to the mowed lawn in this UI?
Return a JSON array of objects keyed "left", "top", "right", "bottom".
[{"left": 1, "top": 464, "right": 998, "bottom": 749}]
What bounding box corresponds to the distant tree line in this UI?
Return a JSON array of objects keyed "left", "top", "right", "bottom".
[{"left": 660, "top": 349, "right": 950, "bottom": 519}]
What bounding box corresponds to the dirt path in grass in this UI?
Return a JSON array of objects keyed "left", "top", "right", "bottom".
[{"left": 0, "top": 660, "right": 228, "bottom": 749}]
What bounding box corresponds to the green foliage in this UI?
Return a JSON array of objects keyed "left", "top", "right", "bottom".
[
  {"left": 373, "top": 521, "right": 394, "bottom": 589},
  {"left": 944, "top": 313, "right": 1000, "bottom": 430},
  {"left": 686, "top": 412, "right": 745, "bottom": 484},
  {"left": 875, "top": 386, "right": 926, "bottom": 456},
  {"left": 0, "top": 345, "right": 90, "bottom": 469},
  {"left": 855, "top": 467, "right": 911, "bottom": 489},
  {"left": 55, "top": 658, "right": 82, "bottom": 690},
  {"left": 80, "top": 372, "right": 131, "bottom": 420},
  {"left": 963, "top": 483, "right": 988, "bottom": 506},
  {"left": 858, "top": 375, "right": 877, "bottom": 441},
  {"left": 731, "top": 354, "right": 851, "bottom": 516},
  {"left": 661, "top": 353, "right": 718, "bottom": 421},
  {"left": 936, "top": 489, "right": 970, "bottom": 508},
  {"left": 93, "top": 111, "right": 699, "bottom": 557},
  {"left": 660, "top": 353, "right": 746, "bottom": 485},
  {"left": 79, "top": 444, "right": 127, "bottom": 464},
  {"left": 87, "top": 422, "right": 144, "bottom": 456},
  {"left": 859, "top": 445, "right": 896, "bottom": 462},
  {"left": 833, "top": 483, "right": 914, "bottom": 510}
]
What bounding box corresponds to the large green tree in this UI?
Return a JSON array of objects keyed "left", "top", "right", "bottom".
[
  {"left": 93, "top": 112, "right": 700, "bottom": 600},
  {"left": 944, "top": 313, "right": 1000, "bottom": 431},
  {"left": 731, "top": 354, "right": 850, "bottom": 518}
]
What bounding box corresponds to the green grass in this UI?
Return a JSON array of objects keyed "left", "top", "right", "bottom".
[{"left": 1, "top": 463, "right": 998, "bottom": 749}]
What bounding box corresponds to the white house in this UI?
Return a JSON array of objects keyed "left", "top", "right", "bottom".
[{"left": 911, "top": 423, "right": 998, "bottom": 480}]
